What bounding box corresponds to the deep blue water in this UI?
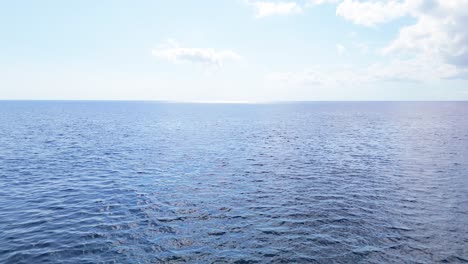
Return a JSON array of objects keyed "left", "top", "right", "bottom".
[{"left": 0, "top": 101, "right": 467, "bottom": 263}]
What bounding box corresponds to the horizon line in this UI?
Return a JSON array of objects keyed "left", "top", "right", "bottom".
[{"left": 0, "top": 99, "right": 468, "bottom": 104}]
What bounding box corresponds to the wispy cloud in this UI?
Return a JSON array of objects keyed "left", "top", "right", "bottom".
[
  {"left": 152, "top": 40, "right": 241, "bottom": 67},
  {"left": 336, "top": 44, "right": 346, "bottom": 55},
  {"left": 308, "top": 0, "right": 340, "bottom": 6},
  {"left": 266, "top": 55, "right": 461, "bottom": 87},
  {"left": 247, "top": 1, "right": 303, "bottom": 18}
]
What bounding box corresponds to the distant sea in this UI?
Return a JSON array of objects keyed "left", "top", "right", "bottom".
[{"left": 0, "top": 101, "right": 467, "bottom": 263}]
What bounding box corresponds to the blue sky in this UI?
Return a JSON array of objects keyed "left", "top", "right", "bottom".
[{"left": 1, "top": 0, "right": 468, "bottom": 101}]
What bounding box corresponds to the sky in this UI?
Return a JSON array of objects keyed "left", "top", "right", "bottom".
[{"left": 1, "top": 0, "right": 468, "bottom": 101}]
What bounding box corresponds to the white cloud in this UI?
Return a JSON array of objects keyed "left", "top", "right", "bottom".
[
  {"left": 352, "top": 41, "right": 369, "bottom": 53},
  {"left": 152, "top": 40, "right": 241, "bottom": 67},
  {"left": 247, "top": 1, "right": 303, "bottom": 17},
  {"left": 335, "top": 0, "right": 468, "bottom": 76},
  {"left": 336, "top": 0, "right": 415, "bottom": 27},
  {"left": 246, "top": 0, "right": 468, "bottom": 84},
  {"left": 383, "top": 1, "right": 468, "bottom": 69},
  {"left": 336, "top": 44, "right": 346, "bottom": 55}
]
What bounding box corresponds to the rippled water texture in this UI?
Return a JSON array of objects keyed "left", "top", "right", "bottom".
[{"left": 0, "top": 101, "right": 467, "bottom": 263}]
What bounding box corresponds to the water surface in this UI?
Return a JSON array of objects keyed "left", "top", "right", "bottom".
[{"left": 0, "top": 101, "right": 467, "bottom": 263}]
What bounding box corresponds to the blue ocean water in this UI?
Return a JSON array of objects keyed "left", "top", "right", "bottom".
[{"left": 0, "top": 101, "right": 467, "bottom": 263}]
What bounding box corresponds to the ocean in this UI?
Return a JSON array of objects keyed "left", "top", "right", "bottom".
[{"left": 0, "top": 101, "right": 467, "bottom": 263}]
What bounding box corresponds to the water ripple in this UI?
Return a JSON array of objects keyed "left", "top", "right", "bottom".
[{"left": 0, "top": 101, "right": 467, "bottom": 263}]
